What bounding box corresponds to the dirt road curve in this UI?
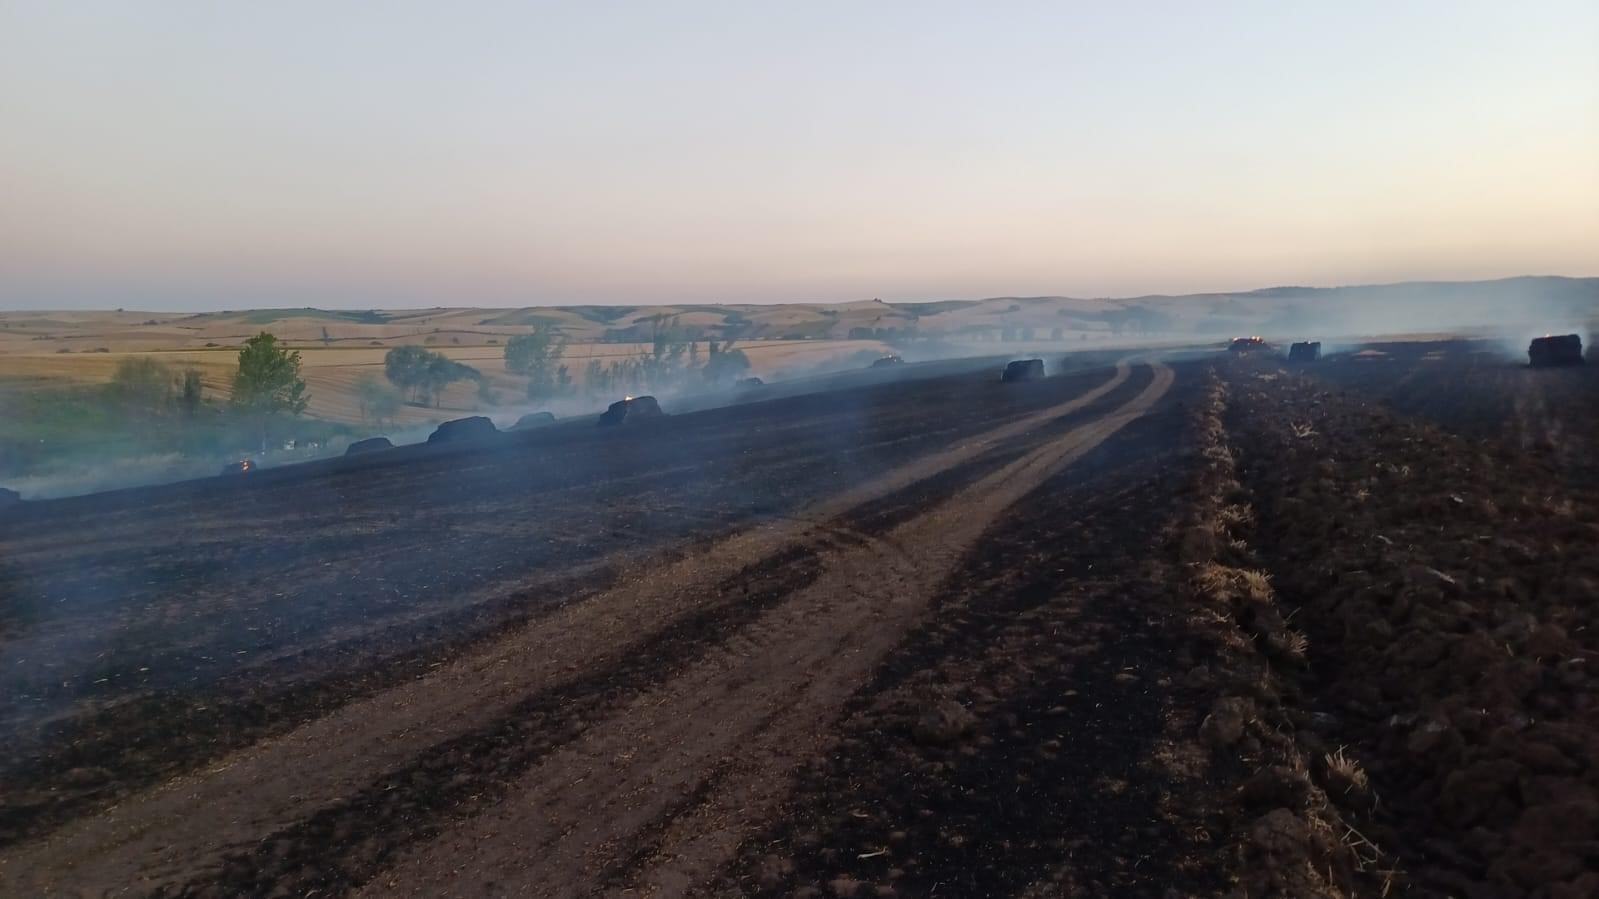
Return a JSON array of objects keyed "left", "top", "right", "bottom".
[
  {"left": 1, "top": 359, "right": 1187, "bottom": 897},
  {"left": 360, "top": 362, "right": 1172, "bottom": 897}
]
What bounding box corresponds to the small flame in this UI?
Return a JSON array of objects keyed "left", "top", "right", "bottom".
[{"left": 624, "top": 395, "right": 633, "bottom": 401}]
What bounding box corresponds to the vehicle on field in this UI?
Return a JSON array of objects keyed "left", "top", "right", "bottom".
[
  {"left": 1287, "top": 341, "right": 1322, "bottom": 362},
  {"left": 1001, "top": 359, "right": 1046, "bottom": 382},
  {"left": 870, "top": 354, "right": 904, "bottom": 368},
  {"left": 1528, "top": 334, "right": 1584, "bottom": 367}
]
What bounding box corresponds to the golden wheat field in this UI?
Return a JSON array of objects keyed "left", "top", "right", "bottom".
[
  {"left": 0, "top": 336, "right": 900, "bottom": 425},
  {"left": 0, "top": 301, "right": 1178, "bottom": 425}
]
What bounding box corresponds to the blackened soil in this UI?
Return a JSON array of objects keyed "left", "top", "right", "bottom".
[
  {"left": 1296, "top": 339, "right": 1599, "bottom": 487},
  {"left": 0, "top": 366, "right": 1131, "bottom": 847},
  {"left": 161, "top": 543, "right": 828, "bottom": 899},
  {"left": 719, "top": 371, "right": 1232, "bottom": 897},
  {"left": 1228, "top": 363, "right": 1599, "bottom": 898},
  {"left": 166, "top": 371, "right": 1165, "bottom": 899}
]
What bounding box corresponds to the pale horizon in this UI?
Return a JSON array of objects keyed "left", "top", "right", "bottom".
[
  {"left": 3, "top": 1, "right": 1597, "bottom": 312},
  {"left": 3, "top": 273, "right": 1598, "bottom": 317}
]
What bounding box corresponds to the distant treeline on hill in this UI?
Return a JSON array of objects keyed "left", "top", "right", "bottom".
[{"left": 30, "top": 275, "right": 1594, "bottom": 346}]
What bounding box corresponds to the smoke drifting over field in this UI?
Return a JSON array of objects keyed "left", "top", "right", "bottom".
[
  {"left": 4, "top": 277, "right": 1595, "bottom": 502},
  {"left": 1227, "top": 277, "right": 1596, "bottom": 357}
]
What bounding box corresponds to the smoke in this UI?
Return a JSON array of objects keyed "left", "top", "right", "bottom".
[
  {"left": 8, "top": 277, "right": 1594, "bottom": 501},
  {"left": 6, "top": 454, "right": 236, "bottom": 500},
  {"left": 1233, "top": 277, "right": 1596, "bottom": 356}
]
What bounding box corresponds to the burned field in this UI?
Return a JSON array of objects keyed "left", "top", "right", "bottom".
[
  {"left": 1216, "top": 350, "right": 1599, "bottom": 899},
  {"left": 1, "top": 344, "right": 1596, "bottom": 897},
  {"left": 1300, "top": 338, "right": 1599, "bottom": 485}
]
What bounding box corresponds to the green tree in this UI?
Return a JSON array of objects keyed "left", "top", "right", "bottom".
[
  {"left": 504, "top": 326, "right": 567, "bottom": 398},
  {"left": 177, "top": 368, "right": 204, "bottom": 416},
  {"left": 384, "top": 345, "right": 433, "bottom": 403},
  {"left": 583, "top": 359, "right": 606, "bottom": 396},
  {"left": 702, "top": 340, "right": 751, "bottom": 384},
  {"left": 108, "top": 356, "right": 173, "bottom": 411},
  {"left": 421, "top": 354, "right": 479, "bottom": 407},
  {"left": 628, "top": 314, "right": 693, "bottom": 391},
  {"left": 385, "top": 346, "right": 478, "bottom": 407},
  {"left": 369, "top": 389, "right": 401, "bottom": 427},
  {"left": 475, "top": 377, "right": 499, "bottom": 407},
  {"left": 231, "top": 332, "right": 308, "bottom": 448},
  {"left": 354, "top": 373, "right": 387, "bottom": 421}
]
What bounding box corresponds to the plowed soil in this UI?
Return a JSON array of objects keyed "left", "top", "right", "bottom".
[
  {"left": 1294, "top": 339, "right": 1599, "bottom": 486},
  {"left": 1223, "top": 351, "right": 1599, "bottom": 899}
]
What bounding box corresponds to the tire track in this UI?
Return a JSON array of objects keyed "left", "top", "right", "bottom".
[
  {"left": 356, "top": 361, "right": 1175, "bottom": 897},
  {"left": 0, "top": 363, "right": 1135, "bottom": 897}
]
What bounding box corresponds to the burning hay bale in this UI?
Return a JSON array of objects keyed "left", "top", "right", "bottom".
[
  {"left": 427, "top": 416, "right": 500, "bottom": 444},
  {"left": 598, "top": 395, "right": 664, "bottom": 426},
  {"left": 1001, "top": 358, "right": 1045, "bottom": 382},
  {"left": 345, "top": 436, "right": 394, "bottom": 456},
  {"left": 219, "top": 459, "right": 256, "bottom": 476},
  {"left": 1229, "top": 335, "right": 1267, "bottom": 353},
  {"left": 869, "top": 354, "right": 904, "bottom": 368},
  {"left": 1528, "top": 333, "right": 1583, "bottom": 367},
  {"left": 510, "top": 411, "right": 556, "bottom": 431},
  {"left": 1287, "top": 341, "right": 1322, "bottom": 362}
]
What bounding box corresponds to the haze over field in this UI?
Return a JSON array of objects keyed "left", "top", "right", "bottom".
[
  {"left": 9, "top": 4, "right": 1599, "bottom": 896},
  {"left": 3, "top": 2, "right": 1597, "bottom": 311}
]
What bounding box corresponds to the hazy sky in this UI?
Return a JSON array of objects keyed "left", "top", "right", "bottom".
[{"left": 2, "top": 1, "right": 1596, "bottom": 310}]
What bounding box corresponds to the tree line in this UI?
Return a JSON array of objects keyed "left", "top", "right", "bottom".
[
  {"left": 496, "top": 317, "right": 750, "bottom": 401},
  {"left": 0, "top": 331, "right": 319, "bottom": 477}
]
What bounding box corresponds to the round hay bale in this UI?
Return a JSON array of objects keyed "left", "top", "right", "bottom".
[
  {"left": 511, "top": 411, "right": 557, "bottom": 431},
  {"left": 1529, "top": 334, "right": 1583, "bottom": 367},
  {"left": 598, "top": 395, "right": 664, "bottom": 426},
  {"left": 1001, "top": 359, "right": 1045, "bottom": 382},
  {"left": 427, "top": 416, "right": 499, "bottom": 444},
  {"left": 345, "top": 436, "right": 394, "bottom": 456},
  {"left": 1287, "top": 341, "right": 1322, "bottom": 362}
]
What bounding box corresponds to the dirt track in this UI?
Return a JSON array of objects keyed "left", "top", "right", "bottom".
[
  {"left": 352, "top": 363, "right": 1174, "bottom": 896},
  {"left": 1, "top": 358, "right": 1227, "bottom": 897}
]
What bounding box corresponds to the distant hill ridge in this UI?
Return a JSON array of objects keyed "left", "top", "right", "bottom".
[{"left": 4, "top": 276, "right": 1593, "bottom": 345}]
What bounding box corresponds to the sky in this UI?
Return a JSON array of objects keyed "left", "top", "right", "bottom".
[{"left": 1, "top": 1, "right": 1596, "bottom": 311}]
